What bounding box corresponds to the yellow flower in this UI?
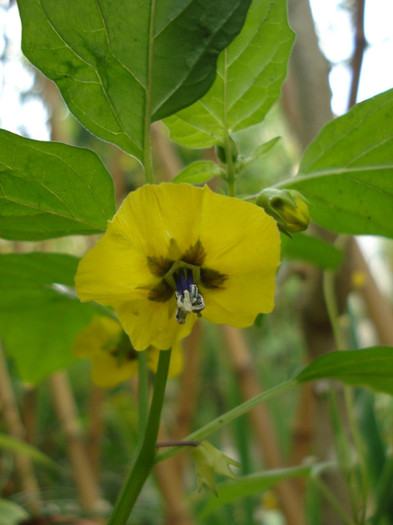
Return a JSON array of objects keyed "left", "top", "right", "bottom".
[
  {"left": 73, "top": 316, "right": 183, "bottom": 388},
  {"left": 75, "top": 183, "right": 280, "bottom": 350}
]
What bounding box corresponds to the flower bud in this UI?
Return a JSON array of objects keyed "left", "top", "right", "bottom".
[
  {"left": 191, "top": 441, "right": 240, "bottom": 495},
  {"left": 256, "top": 188, "right": 310, "bottom": 234}
]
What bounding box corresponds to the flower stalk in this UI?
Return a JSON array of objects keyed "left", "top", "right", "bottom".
[
  {"left": 107, "top": 348, "right": 172, "bottom": 525},
  {"left": 137, "top": 350, "right": 149, "bottom": 439}
]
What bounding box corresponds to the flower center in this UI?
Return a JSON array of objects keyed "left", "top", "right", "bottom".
[
  {"left": 104, "top": 331, "right": 138, "bottom": 365},
  {"left": 173, "top": 268, "right": 205, "bottom": 324}
]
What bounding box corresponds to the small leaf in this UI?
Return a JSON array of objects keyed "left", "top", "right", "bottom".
[
  {"left": 281, "top": 233, "right": 343, "bottom": 270},
  {"left": 0, "top": 434, "right": 58, "bottom": 471},
  {"left": 297, "top": 347, "right": 393, "bottom": 396},
  {"left": 18, "top": 0, "right": 252, "bottom": 159},
  {"left": 0, "top": 500, "right": 29, "bottom": 525},
  {"left": 283, "top": 89, "right": 393, "bottom": 238},
  {"left": 173, "top": 161, "right": 224, "bottom": 184},
  {"left": 251, "top": 136, "right": 281, "bottom": 159},
  {"left": 0, "top": 130, "right": 115, "bottom": 240},
  {"left": 199, "top": 464, "right": 313, "bottom": 517},
  {"left": 165, "top": 0, "right": 294, "bottom": 148}
]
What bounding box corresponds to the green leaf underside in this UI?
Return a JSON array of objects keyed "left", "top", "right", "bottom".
[
  {"left": 17, "top": 0, "right": 252, "bottom": 159},
  {"left": 165, "top": 0, "right": 295, "bottom": 148},
  {"left": 0, "top": 130, "right": 115, "bottom": 240},
  {"left": 199, "top": 465, "right": 312, "bottom": 517},
  {"left": 283, "top": 89, "right": 393, "bottom": 238},
  {"left": 0, "top": 252, "right": 79, "bottom": 288},
  {"left": 173, "top": 160, "right": 223, "bottom": 184},
  {"left": 0, "top": 253, "right": 100, "bottom": 383},
  {"left": 297, "top": 347, "right": 393, "bottom": 396},
  {"left": 281, "top": 233, "right": 343, "bottom": 270}
]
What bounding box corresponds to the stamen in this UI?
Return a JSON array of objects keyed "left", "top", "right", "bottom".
[{"left": 174, "top": 268, "right": 205, "bottom": 324}]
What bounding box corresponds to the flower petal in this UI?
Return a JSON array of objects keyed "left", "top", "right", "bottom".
[
  {"left": 91, "top": 352, "right": 139, "bottom": 388},
  {"left": 202, "top": 268, "right": 278, "bottom": 327},
  {"left": 75, "top": 223, "right": 156, "bottom": 304},
  {"left": 112, "top": 183, "right": 204, "bottom": 259},
  {"left": 114, "top": 297, "right": 195, "bottom": 351},
  {"left": 73, "top": 316, "right": 121, "bottom": 358},
  {"left": 199, "top": 188, "right": 280, "bottom": 276}
]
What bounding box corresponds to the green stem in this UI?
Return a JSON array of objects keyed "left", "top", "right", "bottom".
[
  {"left": 155, "top": 378, "right": 297, "bottom": 464},
  {"left": 107, "top": 349, "right": 171, "bottom": 525},
  {"left": 222, "top": 49, "right": 236, "bottom": 198},
  {"left": 371, "top": 449, "right": 393, "bottom": 524},
  {"left": 313, "top": 476, "right": 358, "bottom": 525},
  {"left": 322, "top": 245, "right": 369, "bottom": 522},
  {"left": 137, "top": 351, "right": 149, "bottom": 438},
  {"left": 142, "top": 0, "right": 156, "bottom": 184},
  {"left": 322, "top": 269, "right": 346, "bottom": 350}
]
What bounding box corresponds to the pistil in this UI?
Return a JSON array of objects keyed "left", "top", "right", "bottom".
[{"left": 173, "top": 268, "right": 205, "bottom": 324}]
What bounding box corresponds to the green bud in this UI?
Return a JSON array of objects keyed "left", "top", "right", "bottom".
[
  {"left": 191, "top": 441, "right": 240, "bottom": 495},
  {"left": 216, "top": 137, "right": 239, "bottom": 164},
  {"left": 256, "top": 188, "right": 310, "bottom": 234}
]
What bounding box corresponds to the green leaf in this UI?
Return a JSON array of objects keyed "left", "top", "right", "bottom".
[
  {"left": 18, "top": 0, "right": 252, "bottom": 159},
  {"left": 0, "top": 500, "right": 29, "bottom": 525},
  {"left": 172, "top": 161, "right": 224, "bottom": 184},
  {"left": 0, "top": 130, "right": 115, "bottom": 241},
  {"left": 0, "top": 252, "right": 79, "bottom": 288},
  {"left": 281, "top": 233, "right": 343, "bottom": 270},
  {"left": 297, "top": 347, "right": 393, "bottom": 396},
  {"left": 0, "top": 434, "right": 58, "bottom": 471},
  {"left": 0, "top": 253, "right": 100, "bottom": 383},
  {"left": 282, "top": 89, "right": 393, "bottom": 238},
  {"left": 251, "top": 136, "right": 281, "bottom": 159},
  {"left": 165, "top": 0, "right": 294, "bottom": 148},
  {"left": 199, "top": 465, "right": 312, "bottom": 517}
]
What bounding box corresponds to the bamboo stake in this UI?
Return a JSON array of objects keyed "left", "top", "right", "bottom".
[
  {"left": 0, "top": 344, "right": 41, "bottom": 513},
  {"left": 350, "top": 238, "right": 393, "bottom": 347},
  {"left": 87, "top": 385, "right": 105, "bottom": 481},
  {"left": 49, "top": 371, "right": 101, "bottom": 517},
  {"left": 22, "top": 385, "right": 38, "bottom": 446},
  {"left": 174, "top": 323, "right": 202, "bottom": 444},
  {"left": 221, "top": 325, "right": 305, "bottom": 525},
  {"left": 154, "top": 428, "right": 195, "bottom": 525}
]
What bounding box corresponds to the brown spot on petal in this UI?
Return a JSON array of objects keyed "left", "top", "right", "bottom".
[
  {"left": 200, "top": 268, "right": 227, "bottom": 289},
  {"left": 147, "top": 256, "right": 173, "bottom": 277},
  {"left": 181, "top": 239, "right": 206, "bottom": 266},
  {"left": 149, "top": 279, "right": 173, "bottom": 303}
]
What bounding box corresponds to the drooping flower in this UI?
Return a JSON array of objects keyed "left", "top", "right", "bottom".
[
  {"left": 73, "top": 316, "right": 182, "bottom": 388},
  {"left": 75, "top": 183, "right": 280, "bottom": 351},
  {"left": 191, "top": 441, "right": 240, "bottom": 495}
]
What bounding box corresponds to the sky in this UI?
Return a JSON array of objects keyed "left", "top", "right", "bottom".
[{"left": 309, "top": 0, "right": 393, "bottom": 114}]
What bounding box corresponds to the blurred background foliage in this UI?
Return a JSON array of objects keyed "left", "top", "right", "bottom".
[{"left": 1, "top": 0, "right": 393, "bottom": 524}]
